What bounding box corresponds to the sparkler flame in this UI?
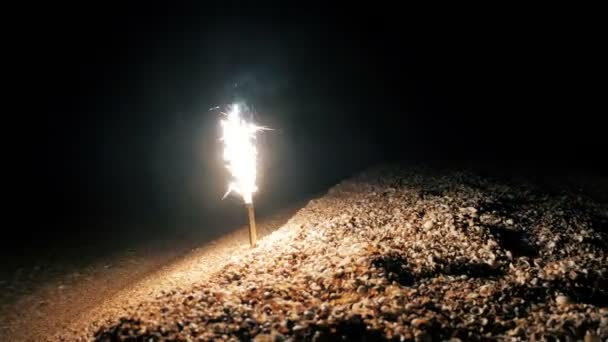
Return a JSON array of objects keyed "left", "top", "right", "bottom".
[{"left": 220, "top": 104, "right": 267, "bottom": 204}]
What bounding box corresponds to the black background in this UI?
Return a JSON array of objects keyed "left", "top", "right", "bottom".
[{"left": 3, "top": 4, "right": 603, "bottom": 250}]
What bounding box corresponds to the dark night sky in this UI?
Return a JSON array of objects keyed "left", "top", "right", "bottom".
[{"left": 3, "top": 4, "right": 603, "bottom": 246}]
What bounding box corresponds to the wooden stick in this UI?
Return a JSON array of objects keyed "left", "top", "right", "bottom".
[{"left": 247, "top": 202, "right": 257, "bottom": 247}]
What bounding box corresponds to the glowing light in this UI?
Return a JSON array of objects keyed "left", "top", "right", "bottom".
[{"left": 220, "top": 104, "right": 267, "bottom": 204}]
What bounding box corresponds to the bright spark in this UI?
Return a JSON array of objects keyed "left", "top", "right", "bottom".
[{"left": 220, "top": 104, "right": 267, "bottom": 204}]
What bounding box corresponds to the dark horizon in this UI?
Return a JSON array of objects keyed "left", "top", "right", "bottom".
[{"left": 3, "top": 5, "right": 604, "bottom": 249}]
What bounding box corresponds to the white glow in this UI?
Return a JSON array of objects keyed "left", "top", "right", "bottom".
[{"left": 220, "top": 104, "right": 266, "bottom": 204}]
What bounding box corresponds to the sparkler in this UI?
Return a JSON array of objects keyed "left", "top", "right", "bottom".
[{"left": 220, "top": 103, "right": 268, "bottom": 247}]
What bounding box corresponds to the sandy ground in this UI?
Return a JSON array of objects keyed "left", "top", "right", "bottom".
[
  {"left": 2, "top": 164, "right": 606, "bottom": 341},
  {"left": 88, "top": 164, "right": 607, "bottom": 341},
  {"left": 0, "top": 204, "right": 306, "bottom": 341}
]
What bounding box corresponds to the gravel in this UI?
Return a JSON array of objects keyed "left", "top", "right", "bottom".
[{"left": 89, "top": 165, "right": 607, "bottom": 341}]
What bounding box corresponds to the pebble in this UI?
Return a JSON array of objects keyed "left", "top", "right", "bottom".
[
  {"left": 556, "top": 295, "right": 571, "bottom": 306},
  {"left": 585, "top": 332, "right": 600, "bottom": 342},
  {"left": 356, "top": 285, "right": 367, "bottom": 294}
]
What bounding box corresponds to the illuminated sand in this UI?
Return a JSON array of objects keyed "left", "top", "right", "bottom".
[
  {"left": 88, "top": 166, "right": 607, "bottom": 341},
  {"left": 3, "top": 165, "right": 607, "bottom": 341},
  {"left": 0, "top": 207, "right": 300, "bottom": 341}
]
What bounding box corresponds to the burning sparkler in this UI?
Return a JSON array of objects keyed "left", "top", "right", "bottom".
[{"left": 220, "top": 103, "right": 268, "bottom": 247}]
